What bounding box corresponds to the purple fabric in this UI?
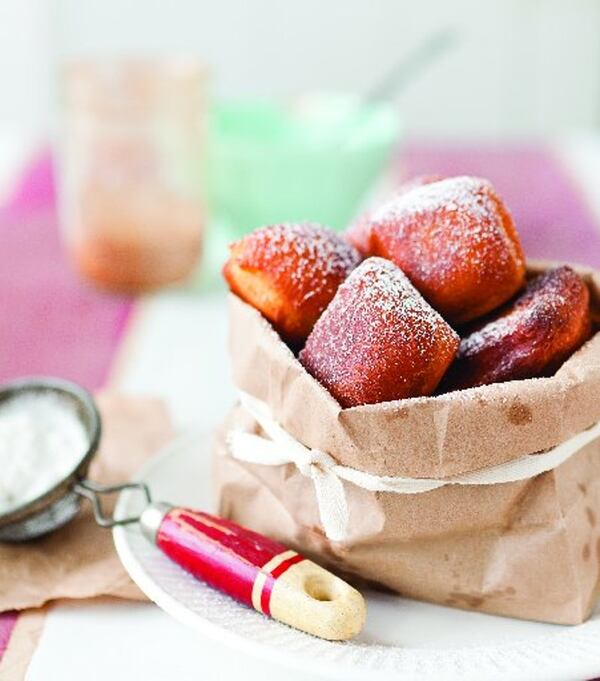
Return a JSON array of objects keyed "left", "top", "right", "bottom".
[
  {"left": 0, "top": 150, "right": 134, "bottom": 658},
  {"left": 8, "top": 150, "right": 56, "bottom": 213},
  {"left": 402, "top": 142, "right": 600, "bottom": 268},
  {"left": 0, "top": 150, "right": 133, "bottom": 388},
  {"left": 0, "top": 612, "right": 18, "bottom": 657}
]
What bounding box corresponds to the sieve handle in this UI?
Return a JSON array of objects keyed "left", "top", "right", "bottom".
[
  {"left": 139, "top": 503, "right": 366, "bottom": 641},
  {"left": 73, "top": 479, "right": 152, "bottom": 527}
]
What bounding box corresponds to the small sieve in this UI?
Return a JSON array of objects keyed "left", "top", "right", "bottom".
[
  {"left": 0, "top": 377, "right": 151, "bottom": 541},
  {"left": 0, "top": 377, "right": 365, "bottom": 640}
]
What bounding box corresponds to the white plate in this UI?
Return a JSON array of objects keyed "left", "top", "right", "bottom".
[{"left": 113, "top": 432, "right": 600, "bottom": 681}]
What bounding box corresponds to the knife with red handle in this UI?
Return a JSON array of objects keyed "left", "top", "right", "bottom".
[{"left": 140, "top": 502, "right": 366, "bottom": 640}]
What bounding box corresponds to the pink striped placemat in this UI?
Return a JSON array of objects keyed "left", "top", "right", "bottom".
[
  {"left": 0, "top": 152, "right": 133, "bottom": 386},
  {"left": 0, "top": 151, "right": 134, "bottom": 659}
]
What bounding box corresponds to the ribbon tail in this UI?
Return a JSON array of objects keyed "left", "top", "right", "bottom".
[
  {"left": 238, "top": 391, "right": 300, "bottom": 448},
  {"left": 228, "top": 431, "right": 294, "bottom": 466},
  {"left": 312, "top": 468, "right": 349, "bottom": 542}
]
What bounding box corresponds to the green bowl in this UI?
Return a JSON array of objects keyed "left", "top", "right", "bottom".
[{"left": 207, "top": 94, "right": 400, "bottom": 239}]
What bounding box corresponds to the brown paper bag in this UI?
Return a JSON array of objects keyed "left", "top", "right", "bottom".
[{"left": 213, "top": 262, "right": 600, "bottom": 624}]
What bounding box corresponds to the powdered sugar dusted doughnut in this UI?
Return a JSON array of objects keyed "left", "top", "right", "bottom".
[
  {"left": 299, "top": 257, "right": 460, "bottom": 407},
  {"left": 364, "top": 176, "right": 526, "bottom": 324},
  {"left": 223, "top": 223, "right": 361, "bottom": 345},
  {"left": 442, "top": 266, "right": 592, "bottom": 391}
]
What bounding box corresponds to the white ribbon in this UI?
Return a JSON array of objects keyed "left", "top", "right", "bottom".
[{"left": 227, "top": 391, "right": 600, "bottom": 542}]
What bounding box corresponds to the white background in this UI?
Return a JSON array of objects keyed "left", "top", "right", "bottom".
[{"left": 2, "top": 0, "right": 600, "bottom": 138}]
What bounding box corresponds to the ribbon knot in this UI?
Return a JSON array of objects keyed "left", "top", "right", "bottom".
[
  {"left": 298, "top": 449, "right": 336, "bottom": 478},
  {"left": 226, "top": 391, "right": 600, "bottom": 542}
]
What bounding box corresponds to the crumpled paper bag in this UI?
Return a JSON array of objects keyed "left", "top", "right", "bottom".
[
  {"left": 213, "top": 261, "right": 600, "bottom": 624},
  {"left": 0, "top": 394, "right": 172, "bottom": 612}
]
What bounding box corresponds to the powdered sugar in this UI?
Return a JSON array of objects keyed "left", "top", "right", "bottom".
[
  {"left": 300, "top": 257, "right": 459, "bottom": 406},
  {"left": 0, "top": 392, "right": 90, "bottom": 514},
  {"left": 234, "top": 222, "right": 360, "bottom": 305},
  {"left": 372, "top": 176, "right": 497, "bottom": 224},
  {"left": 243, "top": 222, "right": 358, "bottom": 272},
  {"left": 346, "top": 257, "right": 445, "bottom": 331},
  {"left": 365, "top": 176, "right": 525, "bottom": 323}
]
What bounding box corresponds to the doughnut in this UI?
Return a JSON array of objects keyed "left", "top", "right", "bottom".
[
  {"left": 345, "top": 175, "right": 442, "bottom": 256},
  {"left": 362, "top": 176, "right": 526, "bottom": 324},
  {"left": 441, "top": 266, "right": 592, "bottom": 391},
  {"left": 222, "top": 223, "right": 361, "bottom": 345},
  {"left": 299, "top": 257, "right": 460, "bottom": 407}
]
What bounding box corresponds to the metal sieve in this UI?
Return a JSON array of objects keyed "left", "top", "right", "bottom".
[
  {"left": 0, "top": 377, "right": 150, "bottom": 541},
  {"left": 0, "top": 376, "right": 365, "bottom": 640}
]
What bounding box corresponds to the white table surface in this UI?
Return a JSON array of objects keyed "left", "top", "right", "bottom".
[{"left": 25, "top": 134, "right": 600, "bottom": 680}]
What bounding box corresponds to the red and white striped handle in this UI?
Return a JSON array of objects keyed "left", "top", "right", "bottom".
[{"left": 140, "top": 503, "right": 365, "bottom": 640}]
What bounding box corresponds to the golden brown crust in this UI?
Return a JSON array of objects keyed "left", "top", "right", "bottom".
[
  {"left": 222, "top": 223, "right": 361, "bottom": 345},
  {"left": 441, "top": 266, "right": 592, "bottom": 391},
  {"left": 364, "top": 176, "right": 526, "bottom": 324},
  {"left": 299, "top": 257, "right": 460, "bottom": 407}
]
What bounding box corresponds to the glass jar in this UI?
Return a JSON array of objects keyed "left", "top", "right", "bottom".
[{"left": 59, "top": 58, "right": 206, "bottom": 294}]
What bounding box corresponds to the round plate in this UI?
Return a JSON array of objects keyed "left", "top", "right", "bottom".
[{"left": 113, "top": 432, "right": 600, "bottom": 681}]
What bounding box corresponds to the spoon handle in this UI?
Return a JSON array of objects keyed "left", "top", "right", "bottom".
[{"left": 140, "top": 503, "right": 365, "bottom": 640}]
